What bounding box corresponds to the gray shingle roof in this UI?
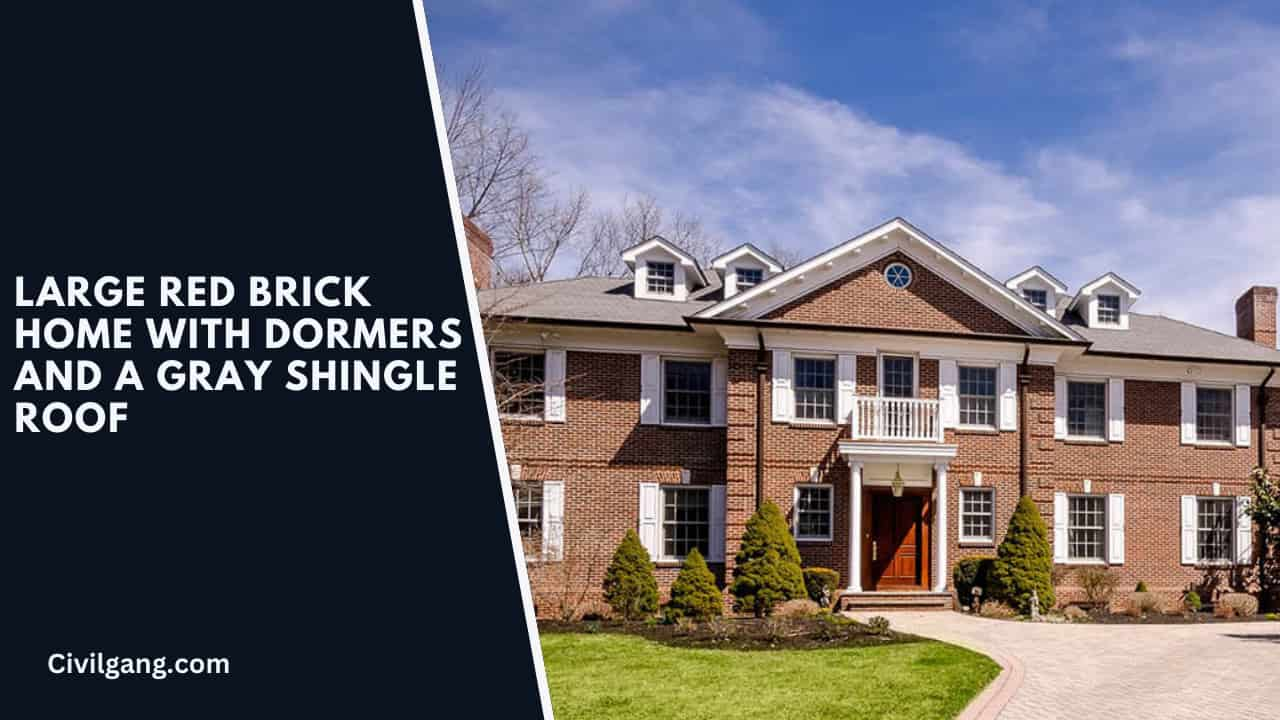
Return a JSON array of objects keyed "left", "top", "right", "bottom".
[{"left": 1067, "top": 312, "right": 1280, "bottom": 364}]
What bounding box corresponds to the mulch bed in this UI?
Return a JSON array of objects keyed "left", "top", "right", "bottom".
[
  {"left": 1077, "top": 610, "right": 1271, "bottom": 624},
  {"left": 538, "top": 615, "right": 925, "bottom": 651}
]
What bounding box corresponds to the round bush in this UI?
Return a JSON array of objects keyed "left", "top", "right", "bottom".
[
  {"left": 803, "top": 567, "right": 840, "bottom": 607},
  {"left": 665, "top": 548, "right": 723, "bottom": 621}
]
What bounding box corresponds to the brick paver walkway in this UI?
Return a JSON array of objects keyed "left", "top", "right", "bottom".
[{"left": 848, "top": 611, "right": 1280, "bottom": 719}]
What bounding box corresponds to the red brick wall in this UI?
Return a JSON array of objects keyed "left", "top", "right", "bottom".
[
  {"left": 763, "top": 252, "right": 1027, "bottom": 336},
  {"left": 463, "top": 217, "right": 493, "bottom": 290}
]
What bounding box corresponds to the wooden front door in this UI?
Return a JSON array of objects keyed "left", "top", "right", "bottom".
[{"left": 870, "top": 493, "right": 923, "bottom": 589}]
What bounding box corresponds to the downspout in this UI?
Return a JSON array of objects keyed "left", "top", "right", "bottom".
[
  {"left": 1261, "top": 366, "right": 1276, "bottom": 470},
  {"left": 1019, "top": 345, "right": 1032, "bottom": 497},
  {"left": 755, "top": 332, "right": 768, "bottom": 510}
]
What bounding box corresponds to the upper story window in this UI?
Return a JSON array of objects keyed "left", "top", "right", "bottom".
[
  {"left": 661, "top": 486, "right": 709, "bottom": 560},
  {"left": 958, "top": 366, "right": 997, "bottom": 428},
  {"left": 646, "top": 261, "right": 675, "bottom": 295},
  {"left": 1068, "top": 495, "right": 1106, "bottom": 561},
  {"left": 1195, "top": 387, "right": 1233, "bottom": 443},
  {"left": 960, "top": 488, "right": 995, "bottom": 543},
  {"left": 881, "top": 355, "right": 915, "bottom": 398},
  {"left": 1067, "top": 381, "right": 1106, "bottom": 439},
  {"left": 663, "top": 360, "right": 711, "bottom": 424},
  {"left": 1023, "top": 288, "right": 1048, "bottom": 311},
  {"left": 794, "top": 357, "right": 836, "bottom": 421},
  {"left": 493, "top": 351, "right": 545, "bottom": 417},
  {"left": 1097, "top": 294, "right": 1121, "bottom": 324},
  {"left": 1196, "top": 498, "right": 1235, "bottom": 563},
  {"left": 884, "top": 262, "right": 913, "bottom": 289},
  {"left": 735, "top": 267, "right": 763, "bottom": 290},
  {"left": 794, "top": 485, "right": 833, "bottom": 541}
]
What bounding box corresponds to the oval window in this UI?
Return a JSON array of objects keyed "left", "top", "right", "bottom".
[{"left": 884, "top": 262, "right": 913, "bottom": 289}]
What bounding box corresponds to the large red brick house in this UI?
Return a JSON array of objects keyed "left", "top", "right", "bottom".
[{"left": 481, "top": 218, "right": 1280, "bottom": 613}]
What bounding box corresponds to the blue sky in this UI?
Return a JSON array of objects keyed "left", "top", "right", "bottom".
[{"left": 429, "top": 1, "right": 1279, "bottom": 335}]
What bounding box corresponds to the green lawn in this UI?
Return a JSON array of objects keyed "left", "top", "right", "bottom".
[{"left": 541, "top": 632, "right": 999, "bottom": 720}]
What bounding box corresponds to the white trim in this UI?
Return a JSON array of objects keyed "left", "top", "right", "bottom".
[
  {"left": 1062, "top": 493, "right": 1109, "bottom": 564},
  {"left": 541, "top": 480, "right": 565, "bottom": 561},
  {"left": 793, "top": 483, "right": 835, "bottom": 542},
  {"left": 839, "top": 442, "right": 959, "bottom": 463},
  {"left": 640, "top": 354, "right": 661, "bottom": 425},
  {"left": 1005, "top": 266, "right": 1068, "bottom": 294},
  {"left": 413, "top": 12, "right": 551, "bottom": 718},
  {"left": 1107, "top": 493, "right": 1125, "bottom": 565},
  {"left": 939, "top": 359, "right": 959, "bottom": 429},
  {"left": 878, "top": 351, "right": 919, "bottom": 398},
  {"left": 998, "top": 361, "right": 1018, "bottom": 432},
  {"left": 659, "top": 356, "right": 716, "bottom": 427},
  {"left": 837, "top": 354, "right": 857, "bottom": 426},
  {"left": 1107, "top": 377, "right": 1125, "bottom": 442},
  {"left": 958, "top": 486, "right": 996, "bottom": 544},
  {"left": 709, "top": 485, "right": 727, "bottom": 562},
  {"left": 793, "top": 353, "right": 838, "bottom": 423},
  {"left": 933, "top": 463, "right": 949, "bottom": 593},
  {"left": 1236, "top": 496, "right": 1253, "bottom": 566},
  {"left": 543, "top": 349, "right": 566, "bottom": 423},
  {"left": 657, "top": 484, "right": 713, "bottom": 563},
  {"left": 1235, "top": 384, "right": 1252, "bottom": 447},
  {"left": 771, "top": 349, "right": 793, "bottom": 423},
  {"left": 1061, "top": 376, "right": 1109, "bottom": 442},
  {"left": 1180, "top": 495, "right": 1197, "bottom": 565},
  {"left": 1053, "top": 492, "right": 1068, "bottom": 563},
  {"left": 710, "top": 243, "right": 783, "bottom": 272},
  {"left": 847, "top": 462, "right": 864, "bottom": 593},
  {"left": 638, "top": 482, "right": 661, "bottom": 560}
]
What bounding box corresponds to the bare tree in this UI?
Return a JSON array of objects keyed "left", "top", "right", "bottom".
[
  {"left": 494, "top": 175, "right": 588, "bottom": 284},
  {"left": 576, "top": 195, "right": 723, "bottom": 277},
  {"left": 766, "top": 240, "right": 806, "bottom": 270}
]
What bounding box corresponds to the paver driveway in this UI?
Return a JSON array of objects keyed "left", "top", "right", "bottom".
[{"left": 848, "top": 611, "right": 1279, "bottom": 719}]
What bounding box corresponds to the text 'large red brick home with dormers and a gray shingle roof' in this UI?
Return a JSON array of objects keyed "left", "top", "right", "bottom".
[{"left": 480, "top": 217, "right": 1280, "bottom": 614}]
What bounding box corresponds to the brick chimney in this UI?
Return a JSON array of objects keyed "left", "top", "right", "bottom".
[
  {"left": 1235, "top": 285, "right": 1278, "bottom": 348},
  {"left": 463, "top": 216, "right": 493, "bottom": 289}
]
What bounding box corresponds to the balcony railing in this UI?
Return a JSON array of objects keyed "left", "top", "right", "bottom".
[{"left": 851, "top": 397, "right": 943, "bottom": 443}]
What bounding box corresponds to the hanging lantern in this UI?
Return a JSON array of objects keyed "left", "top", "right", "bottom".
[{"left": 892, "top": 464, "right": 905, "bottom": 498}]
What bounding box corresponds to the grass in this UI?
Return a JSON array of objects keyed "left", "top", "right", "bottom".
[{"left": 541, "top": 632, "right": 1000, "bottom": 720}]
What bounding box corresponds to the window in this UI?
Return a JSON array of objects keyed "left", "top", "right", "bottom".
[
  {"left": 958, "top": 366, "right": 997, "bottom": 428},
  {"left": 646, "top": 261, "right": 675, "bottom": 295},
  {"left": 735, "top": 267, "right": 763, "bottom": 290},
  {"left": 794, "top": 357, "right": 836, "bottom": 421},
  {"left": 1196, "top": 498, "right": 1234, "bottom": 563},
  {"left": 1067, "top": 495, "right": 1106, "bottom": 561},
  {"left": 1097, "top": 294, "right": 1121, "bottom": 324},
  {"left": 960, "top": 488, "right": 995, "bottom": 543},
  {"left": 1067, "top": 381, "right": 1106, "bottom": 438},
  {"left": 661, "top": 486, "right": 709, "bottom": 560},
  {"left": 493, "top": 351, "right": 545, "bottom": 417},
  {"left": 794, "top": 485, "right": 833, "bottom": 541},
  {"left": 1196, "top": 387, "right": 1233, "bottom": 443},
  {"left": 884, "top": 262, "right": 913, "bottom": 289},
  {"left": 881, "top": 355, "right": 915, "bottom": 398},
  {"left": 663, "top": 360, "right": 711, "bottom": 424},
  {"left": 1022, "top": 288, "right": 1048, "bottom": 311},
  {"left": 514, "top": 482, "right": 543, "bottom": 556}
]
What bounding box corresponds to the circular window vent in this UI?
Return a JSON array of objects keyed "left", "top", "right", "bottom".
[{"left": 884, "top": 262, "right": 913, "bottom": 289}]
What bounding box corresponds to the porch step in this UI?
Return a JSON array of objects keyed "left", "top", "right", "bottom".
[{"left": 837, "top": 591, "right": 953, "bottom": 612}]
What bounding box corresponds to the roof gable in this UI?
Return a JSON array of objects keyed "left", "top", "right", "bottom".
[
  {"left": 621, "top": 236, "right": 708, "bottom": 287},
  {"left": 710, "top": 243, "right": 783, "bottom": 272}
]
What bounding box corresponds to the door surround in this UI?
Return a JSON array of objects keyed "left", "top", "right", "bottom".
[{"left": 862, "top": 487, "right": 932, "bottom": 592}]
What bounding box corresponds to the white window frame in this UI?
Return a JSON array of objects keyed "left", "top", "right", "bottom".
[
  {"left": 646, "top": 260, "right": 675, "bottom": 295},
  {"left": 793, "top": 484, "right": 834, "bottom": 542},
  {"left": 735, "top": 267, "right": 764, "bottom": 290},
  {"left": 513, "top": 481, "right": 543, "bottom": 543},
  {"left": 659, "top": 485, "right": 712, "bottom": 562},
  {"left": 491, "top": 347, "right": 546, "bottom": 421},
  {"left": 1065, "top": 378, "right": 1108, "bottom": 441},
  {"left": 1022, "top": 288, "right": 1048, "bottom": 311},
  {"left": 956, "top": 363, "right": 999, "bottom": 430},
  {"left": 660, "top": 357, "right": 713, "bottom": 426},
  {"left": 1096, "top": 294, "right": 1121, "bottom": 325},
  {"left": 884, "top": 261, "right": 914, "bottom": 289},
  {"left": 959, "top": 487, "right": 996, "bottom": 545},
  {"left": 877, "top": 352, "right": 919, "bottom": 399},
  {"left": 1194, "top": 384, "right": 1235, "bottom": 445},
  {"left": 1194, "top": 497, "right": 1236, "bottom": 565},
  {"left": 792, "top": 354, "right": 838, "bottom": 425},
  {"left": 1066, "top": 494, "right": 1108, "bottom": 564}
]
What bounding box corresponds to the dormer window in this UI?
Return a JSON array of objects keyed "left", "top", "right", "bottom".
[
  {"left": 646, "top": 262, "right": 675, "bottom": 295},
  {"left": 735, "top": 268, "right": 763, "bottom": 290},
  {"left": 1023, "top": 289, "right": 1048, "bottom": 311},
  {"left": 1097, "top": 295, "right": 1121, "bottom": 325}
]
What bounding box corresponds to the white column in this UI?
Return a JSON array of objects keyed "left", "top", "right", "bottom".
[
  {"left": 934, "top": 462, "right": 949, "bottom": 593},
  {"left": 847, "top": 461, "right": 863, "bottom": 592}
]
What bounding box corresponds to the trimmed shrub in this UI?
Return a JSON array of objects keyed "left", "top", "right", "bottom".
[
  {"left": 803, "top": 567, "right": 840, "bottom": 607},
  {"left": 1077, "top": 566, "right": 1120, "bottom": 607},
  {"left": 774, "top": 598, "right": 821, "bottom": 618},
  {"left": 865, "top": 616, "right": 891, "bottom": 635},
  {"left": 1215, "top": 593, "right": 1259, "bottom": 619},
  {"left": 1184, "top": 590, "right": 1203, "bottom": 613},
  {"left": 978, "top": 600, "right": 1018, "bottom": 619},
  {"left": 1063, "top": 605, "right": 1089, "bottom": 622},
  {"left": 731, "top": 501, "right": 806, "bottom": 616},
  {"left": 1125, "top": 592, "right": 1161, "bottom": 617},
  {"left": 664, "top": 548, "right": 723, "bottom": 622},
  {"left": 953, "top": 556, "right": 997, "bottom": 607},
  {"left": 990, "top": 496, "right": 1055, "bottom": 613},
  {"left": 1135, "top": 581, "right": 1149, "bottom": 592},
  {"left": 602, "top": 529, "right": 659, "bottom": 620}
]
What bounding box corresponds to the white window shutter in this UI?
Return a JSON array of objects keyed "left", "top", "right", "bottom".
[
  {"left": 771, "top": 350, "right": 793, "bottom": 423},
  {"left": 709, "top": 485, "right": 726, "bottom": 562},
  {"left": 639, "top": 354, "right": 661, "bottom": 425},
  {"left": 541, "top": 480, "right": 565, "bottom": 561},
  {"left": 1107, "top": 493, "right": 1125, "bottom": 565},
  {"left": 544, "top": 349, "right": 567, "bottom": 423},
  {"left": 1107, "top": 378, "right": 1125, "bottom": 442},
  {"left": 1235, "top": 385, "right": 1252, "bottom": 448},
  {"left": 1053, "top": 492, "right": 1068, "bottom": 563},
  {"left": 837, "top": 354, "right": 857, "bottom": 425},
  {"left": 1180, "top": 495, "right": 1196, "bottom": 565},
  {"left": 711, "top": 358, "right": 728, "bottom": 426},
  {"left": 638, "top": 482, "right": 660, "bottom": 560},
  {"left": 1180, "top": 382, "right": 1197, "bottom": 445},
  {"left": 1236, "top": 496, "right": 1252, "bottom": 566},
  {"left": 1054, "top": 376, "right": 1068, "bottom": 439},
  {"left": 939, "top": 359, "right": 959, "bottom": 429},
  {"left": 998, "top": 362, "right": 1017, "bottom": 431}
]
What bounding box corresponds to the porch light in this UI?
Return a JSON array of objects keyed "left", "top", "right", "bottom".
[{"left": 892, "top": 465, "right": 904, "bottom": 498}]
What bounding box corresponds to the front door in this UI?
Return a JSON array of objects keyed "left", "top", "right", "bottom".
[{"left": 870, "top": 493, "right": 923, "bottom": 589}]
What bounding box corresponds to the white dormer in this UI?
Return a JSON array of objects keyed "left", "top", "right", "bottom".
[
  {"left": 710, "top": 244, "right": 784, "bottom": 299},
  {"left": 1005, "top": 266, "right": 1068, "bottom": 319},
  {"left": 1067, "top": 272, "right": 1142, "bottom": 330},
  {"left": 622, "top": 236, "right": 708, "bottom": 302}
]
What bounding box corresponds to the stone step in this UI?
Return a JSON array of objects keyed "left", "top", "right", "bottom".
[{"left": 838, "top": 592, "right": 953, "bottom": 612}]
